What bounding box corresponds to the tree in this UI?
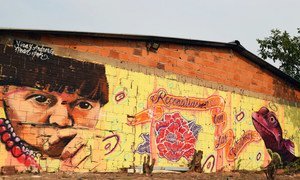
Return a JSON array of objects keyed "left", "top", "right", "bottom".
[{"left": 257, "top": 28, "right": 300, "bottom": 82}]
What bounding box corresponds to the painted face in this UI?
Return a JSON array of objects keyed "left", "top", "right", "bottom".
[
  {"left": 252, "top": 107, "right": 282, "bottom": 145},
  {"left": 1, "top": 85, "right": 101, "bottom": 157}
]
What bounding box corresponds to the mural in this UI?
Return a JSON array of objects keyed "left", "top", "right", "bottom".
[
  {"left": 128, "top": 89, "right": 262, "bottom": 171},
  {"left": 0, "top": 39, "right": 299, "bottom": 173},
  {"left": 0, "top": 41, "right": 109, "bottom": 171},
  {"left": 252, "top": 107, "right": 299, "bottom": 165}
]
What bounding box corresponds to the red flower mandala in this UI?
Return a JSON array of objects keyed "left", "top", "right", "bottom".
[{"left": 155, "top": 112, "right": 197, "bottom": 162}]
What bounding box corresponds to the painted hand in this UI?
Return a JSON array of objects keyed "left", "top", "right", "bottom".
[{"left": 44, "top": 128, "right": 102, "bottom": 171}]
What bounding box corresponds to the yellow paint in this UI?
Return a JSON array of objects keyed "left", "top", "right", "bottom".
[{"left": 0, "top": 64, "right": 299, "bottom": 173}]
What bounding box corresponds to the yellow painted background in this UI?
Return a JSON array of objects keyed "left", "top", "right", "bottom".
[{"left": 0, "top": 64, "right": 299, "bottom": 173}]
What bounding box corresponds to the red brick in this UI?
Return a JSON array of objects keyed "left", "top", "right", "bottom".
[
  {"left": 133, "top": 49, "right": 142, "bottom": 56},
  {"left": 109, "top": 50, "right": 119, "bottom": 59},
  {"left": 187, "top": 56, "right": 195, "bottom": 63},
  {"left": 97, "top": 48, "right": 109, "bottom": 57}
]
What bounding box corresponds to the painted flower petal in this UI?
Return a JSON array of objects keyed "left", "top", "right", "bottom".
[
  {"left": 177, "top": 141, "right": 185, "bottom": 150},
  {"left": 156, "top": 129, "right": 166, "bottom": 143},
  {"left": 165, "top": 151, "right": 179, "bottom": 161},
  {"left": 183, "top": 148, "right": 195, "bottom": 159},
  {"left": 183, "top": 143, "right": 193, "bottom": 150},
  {"left": 172, "top": 112, "right": 180, "bottom": 120},
  {"left": 157, "top": 143, "right": 165, "bottom": 151},
  {"left": 164, "top": 141, "right": 172, "bottom": 151}
]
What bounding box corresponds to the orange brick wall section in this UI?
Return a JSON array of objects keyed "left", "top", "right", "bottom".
[{"left": 40, "top": 34, "right": 300, "bottom": 102}]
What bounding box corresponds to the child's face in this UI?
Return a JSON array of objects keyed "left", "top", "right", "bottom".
[{"left": 2, "top": 85, "right": 101, "bottom": 157}]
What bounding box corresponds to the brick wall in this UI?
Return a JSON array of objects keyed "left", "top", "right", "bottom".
[
  {"left": 39, "top": 34, "right": 300, "bottom": 102},
  {"left": 0, "top": 32, "right": 299, "bottom": 173}
]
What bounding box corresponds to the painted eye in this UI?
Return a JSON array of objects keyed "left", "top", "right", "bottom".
[
  {"left": 270, "top": 116, "right": 276, "bottom": 123},
  {"left": 27, "top": 94, "right": 52, "bottom": 105},
  {"left": 34, "top": 95, "right": 48, "bottom": 103},
  {"left": 77, "top": 101, "right": 93, "bottom": 110}
]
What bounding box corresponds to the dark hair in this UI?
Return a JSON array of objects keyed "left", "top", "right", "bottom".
[{"left": 0, "top": 44, "right": 109, "bottom": 106}]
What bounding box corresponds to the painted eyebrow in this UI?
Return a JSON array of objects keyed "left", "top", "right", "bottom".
[{"left": 24, "top": 91, "right": 53, "bottom": 100}]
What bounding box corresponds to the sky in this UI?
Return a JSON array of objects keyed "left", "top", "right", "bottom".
[{"left": 0, "top": 0, "right": 299, "bottom": 68}]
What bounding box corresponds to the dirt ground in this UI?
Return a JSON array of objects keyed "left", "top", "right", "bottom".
[{"left": 0, "top": 171, "right": 299, "bottom": 180}]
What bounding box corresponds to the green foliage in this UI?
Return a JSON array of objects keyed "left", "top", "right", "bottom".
[
  {"left": 257, "top": 28, "right": 300, "bottom": 81},
  {"left": 142, "top": 155, "right": 155, "bottom": 176},
  {"left": 264, "top": 149, "right": 283, "bottom": 180},
  {"left": 236, "top": 158, "right": 242, "bottom": 170},
  {"left": 284, "top": 158, "right": 300, "bottom": 174},
  {"left": 188, "top": 150, "right": 203, "bottom": 173}
]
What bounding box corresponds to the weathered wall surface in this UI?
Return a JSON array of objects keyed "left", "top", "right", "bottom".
[{"left": 0, "top": 32, "right": 299, "bottom": 173}]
